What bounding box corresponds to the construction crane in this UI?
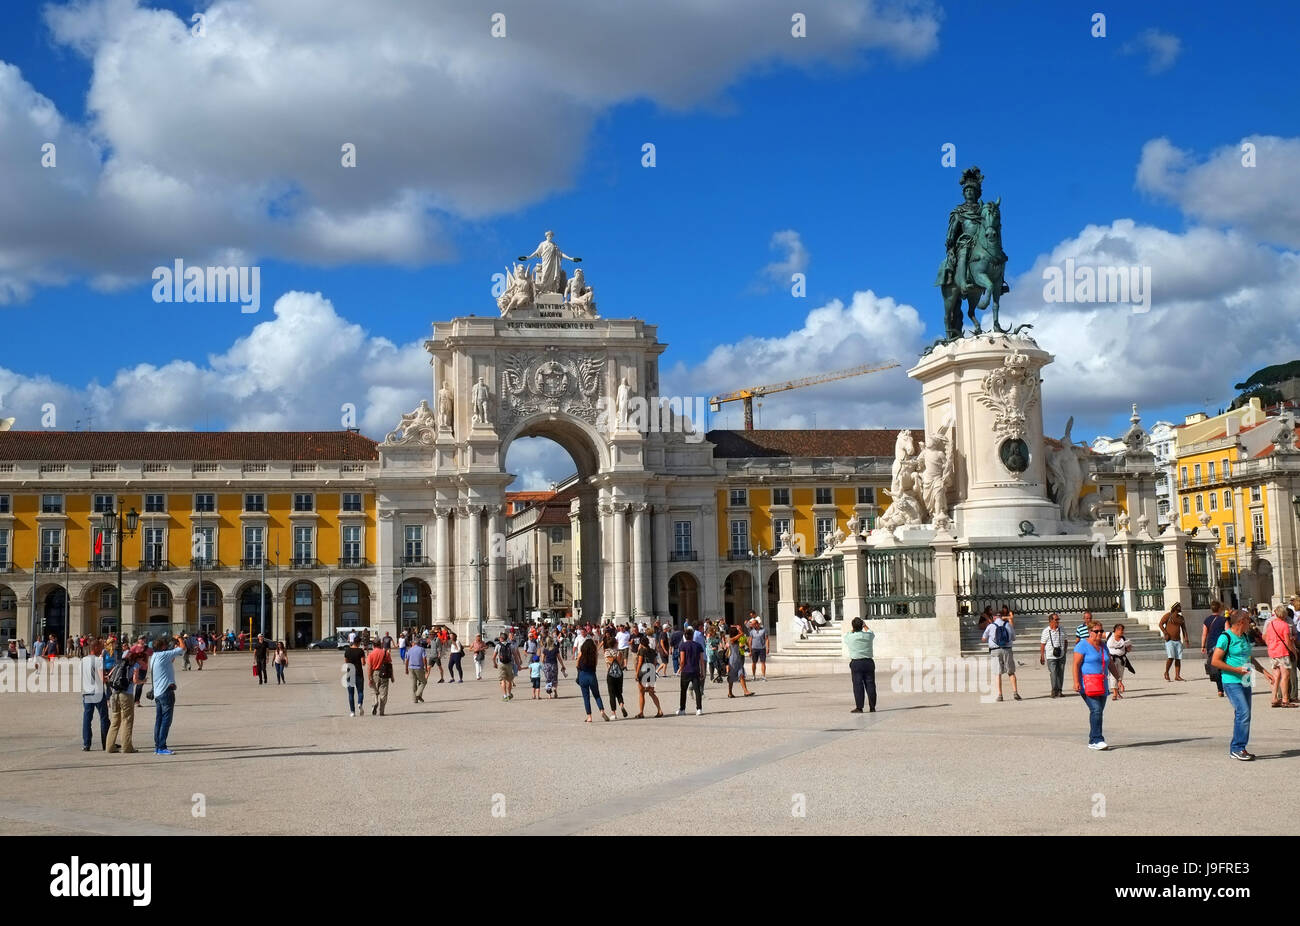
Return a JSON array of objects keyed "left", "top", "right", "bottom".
[{"left": 709, "top": 360, "right": 901, "bottom": 430}]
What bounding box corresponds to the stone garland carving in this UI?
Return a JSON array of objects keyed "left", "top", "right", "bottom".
[
  {"left": 499, "top": 351, "right": 605, "bottom": 428},
  {"left": 384, "top": 399, "right": 438, "bottom": 445},
  {"left": 976, "top": 349, "right": 1040, "bottom": 440}
]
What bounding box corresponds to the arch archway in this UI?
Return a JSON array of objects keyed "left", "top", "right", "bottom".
[
  {"left": 722, "top": 570, "right": 753, "bottom": 624},
  {"left": 180, "top": 580, "right": 223, "bottom": 637},
  {"left": 668, "top": 571, "right": 700, "bottom": 625},
  {"left": 82, "top": 582, "right": 121, "bottom": 637},
  {"left": 284, "top": 579, "right": 322, "bottom": 647},
  {"left": 334, "top": 579, "right": 371, "bottom": 632},
  {"left": 397, "top": 578, "right": 433, "bottom": 630},
  {"left": 38, "top": 584, "right": 69, "bottom": 648},
  {"left": 237, "top": 582, "right": 273, "bottom": 638},
  {"left": 0, "top": 583, "right": 16, "bottom": 645}
]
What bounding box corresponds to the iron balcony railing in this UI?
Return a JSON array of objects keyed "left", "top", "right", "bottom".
[
  {"left": 138, "top": 559, "right": 173, "bottom": 572},
  {"left": 338, "top": 557, "right": 369, "bottom": 569},
  {"left": 87, "top": 558, "right": 117, "bottom": 572},
  {"left": 36, "top": 559, "right": 68, "bottom": 572},
  {"left": 669, "top": 550, "right": 697, "bottom": 562},
  {"left": 190, "top": 557, "right": 221, "bottom": 570},
  {"left": 241, "top": 557, "right": 268, "bottom": 570},
  {"left": 290, "top": 557, "right": 320, "bottom": 569},
  {"left": 402, "top": 555, "right": 431, "bottom": 567}
]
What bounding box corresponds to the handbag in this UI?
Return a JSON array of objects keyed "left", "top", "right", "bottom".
[
  {"left": 252, "top": 663, "right": 259, "bottom": 677},
  {"left": 1083, "top": 672, "right": 1106, "bottom": 697}
]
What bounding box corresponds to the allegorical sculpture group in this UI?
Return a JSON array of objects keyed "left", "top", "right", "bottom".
[
  {"left": 875, "top": 426, "right": 958, "bottom": 533},
  {"left": 497, "top": 230, "right": 597, "bottom": 316}
]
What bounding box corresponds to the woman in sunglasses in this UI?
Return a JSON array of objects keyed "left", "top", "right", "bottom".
[{"left": 1072, "top": 622, "right": 1110, "bottom": 750}]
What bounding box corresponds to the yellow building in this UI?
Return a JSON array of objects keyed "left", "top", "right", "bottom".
[
  {"left": 1173, "top": 403, "right": 1300, "bottom": 607},
  {"left": 0, "top": 431, "right": 378, "bottom": 648}
]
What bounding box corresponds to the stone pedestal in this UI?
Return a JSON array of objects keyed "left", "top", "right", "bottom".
[{"left": 909, "top": 334, "right": 1060, "bottom": 539}]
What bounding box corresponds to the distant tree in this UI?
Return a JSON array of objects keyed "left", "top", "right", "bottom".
[
  {"left": 1234, "top": 360, "right": 1300, "bottom": 391},
  {"left": 1229, "top": 385, "right": 1284, "bottom": 410}
]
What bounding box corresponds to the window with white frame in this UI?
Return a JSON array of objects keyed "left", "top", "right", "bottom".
[
  {"left": 294, "top": 584, "right": 313, "bottom": 607},
  {"left": 550, "top": 527, "right": 563, "bottom": 543},
  {"left": 729, "top": 488, "right": 747, "bottom": 507},
  {"left": 551, "top": 583, "right": 565, "bottom": 603},
  {"left": 293, "top": 493, "right": 314, "bottom": 512},
  {"left": 341, "top": 582, "right": 360, "bottom": 607},
  {"left": 0, "top": 528, "right": 8, "bottom": 566},
  {"left": 99, "top": 588, "right": 118, "bottom": 610},
  {"left": 729, "top": 519, "right": 748, "bottom": 554},
  {"left": 144, "top": 494, "right": 166, "bottom": 513},
  {"left": 40, "top": 528, "right": 61, "bottom": 564},
  {"left": 404, "top": 525, "right": 424, "bottom": 562},
  {"left": 1225, "top": 523, "right": 1235, "bottom": 546},
  {"left": 200, "top": 586, "right": 219, "bottom": 608},
  {"left": 1209, "top": 493, "right": 1217, "bottom": 511},
  {"left": 0, "top": 494, "right": 9, "bottom": 514},
  {"left": 41, "top": 494, "right": 63, "bottom": 514},
  {"left": 1194, "top": 495, "right": 1203, "bottom": 512},
  {"left": 244, "top": 493, "right": 266, "bottom": 512},
  {"left": 342, "top": 492, "right": 363, "bottom": 512},
  {"left": 192, "top": 526, "right": 215, "bottom": 565},
  {"left": 1181, "top": 497, "right": 1190, "bottom": 515},
  {"left": 1222, "top": 458, "right": 1231, "bottom": 477},
  {"left": 857, "top": 486, "right": 875, "bottom": 505},
  {"left": 1193, "top": 463, "right": 1202, "bottom": 484},
  {"left": 773, "top": 518, "right": 791, "bottom": 546},
  {"left": 815, "top": 487, "right": 833, "bottom": 505},
  {"left": 551, "top": 555, "right": 563, "bottom": 573},
  {"left": 149, "top": 587, "right": 170, "bottom": 609},
  {"left": 1223, "top": 490, "right": 1231, "bottom": 509},
  {"left": 673, "top": 520, "right": 692, "bottom": 555},
  {"left": 194, "top": 493, "right": 216, "bottom": 512},
  {"left": 244, "top": 525, "right": 264, "bottom": 564},
  {"left": 293, "top": 526, "right": 314, "bottom": 563},
  {"left": 1250, "top": 485, "right": 1261, "bottom": 502},
  {"left": 93, "top": 494, "right": 114, "bottom": 514},
  {"left": 815, "top": 516, "right": 834, "bottom": 552},
  {"left": 771, "top": 487, "right": 790, "bottom": 506},
  {"left": 1253, "top": 513, "right": 1265, "bottom": 545},
  {"left": 142, "top": 527, "right": 165, "bottom": 566},
  {"left": 92, "top": 527, "right": 114, "bottom": 566},
  {"left": 342, "top": 525, "right": 362, "bottom": 564},
  {"left": 1179, "top": 466, "right": 1188, "bottom": 486}
]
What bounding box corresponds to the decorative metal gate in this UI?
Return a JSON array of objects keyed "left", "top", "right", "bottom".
[
  {"left": 1133, "top": 544, "right": 1165, "bottom": 611},
  {"left": 1186, "top": 543, "right": 1215, "bottom": 609},
  {"left": 862, "top": 547, "right": 936, "bottom": 618},
  {"left": 957, "top": 544, "right": 1123, "bottom": 615}
]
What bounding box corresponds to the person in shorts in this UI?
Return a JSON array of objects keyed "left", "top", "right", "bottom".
[
  {"left": 1265, "top": 604, "right": 1298, "bottom": 708},
  {"left": 747, "top": 612, "right": 768, "bottom": 681},
  {"left": 1158, "top": 602, "right": 1189, "bottom": 681},
  {"left": 981, "top": 609, "right": 1020, "bottom": 701},
  {"left": 529, "top": 656, "right": 543, "bottom": 699},
  {"left": 493, "top": 634, "right": 518, "bottom": 701}
]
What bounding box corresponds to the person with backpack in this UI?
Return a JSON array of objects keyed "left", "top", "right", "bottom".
[
  {"left": 633, "top": 633, "right": 664, "bottom": 718},
  {"left": 493, "top": 633, "right": 519, "bottom": 701},
  {"left": 105, "top": 648, "right": 142, "bottom": 753},
  {"left": 604, "top": 630, "right": 628, "bottom": 718},
  {"left": 1211, "top": 609, "right": 1275, "bottom": 760},
  {"left": 981, "top": 608, "right": 1021, "bottom": 701},
  {"left": 1200, "top": 601, "right": 1229, "bottom": 698}
]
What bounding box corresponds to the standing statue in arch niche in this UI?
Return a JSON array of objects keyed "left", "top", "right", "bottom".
[
  {"left": 519, "top": 230, "right": 581, "bottom": 295},
  {"left": 471, "top": 376, "right": 492, "bottom": 426},
  {"left": 615, "top": 377, "right": 631, "bottom": 429},
  {"left": 936, "top": 167, "right": 1018, "bottom": 339},
  {"left": 437, "top": 380, "right": 454, "bottom": 430}
]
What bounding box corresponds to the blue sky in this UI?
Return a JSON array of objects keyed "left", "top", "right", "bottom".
[{"left": 0, "top": 0, "right": 1297, "bottom": 483}]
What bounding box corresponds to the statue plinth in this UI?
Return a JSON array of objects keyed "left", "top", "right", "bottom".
[{"left": 909, "top": 334, "right": 1061, "bottom": 539}]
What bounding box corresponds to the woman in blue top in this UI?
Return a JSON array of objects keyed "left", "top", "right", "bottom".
[
  {"left": 1210, "top": 609, "right": 1273, "bottom": 761},
  {"left": 1071, "top": 621, "right": 1110, "bottom": 750}
]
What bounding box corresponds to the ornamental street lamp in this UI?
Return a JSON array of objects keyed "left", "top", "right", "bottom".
[{"left": 99, "top": 501, "right": 139, "bottom": 640}]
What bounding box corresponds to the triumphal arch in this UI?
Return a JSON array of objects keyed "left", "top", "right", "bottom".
[{"left": 375, "top": 231, "right": 716, "bottom": 638}]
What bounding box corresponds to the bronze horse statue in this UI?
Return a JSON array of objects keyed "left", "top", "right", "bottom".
[{"left": 941, "top": 198, "right": 1011, "bottom": 336}]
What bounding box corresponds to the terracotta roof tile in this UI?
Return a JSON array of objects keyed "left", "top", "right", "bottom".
[
  {"left": 0, "top": 430, "right": 378, "bottom": 461},
  {"left": 706, "top": 429, "right": 922, "bottom": 459}
]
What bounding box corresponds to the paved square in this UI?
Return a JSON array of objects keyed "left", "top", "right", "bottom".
[{"left": 0, "top": 650, "right": 1293, "bottom": 835}]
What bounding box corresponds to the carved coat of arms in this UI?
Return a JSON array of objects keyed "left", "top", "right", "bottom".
[
  {"left": 976, "top": 350, "right": 1040, "bottom": 440},
  {"left": 499, "top": 352, "right": 605, "bottom": 427}
]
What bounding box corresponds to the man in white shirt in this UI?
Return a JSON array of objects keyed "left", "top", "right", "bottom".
[
  {"left": 616, "top": 625, "right": 631, "bottom": 656},
  {"left": 80, "top": 638, "right": 109, "bottom": 751},
  {"left": 981, "top": 608, "right": 1021, "bottom": 701},
  {"left": 809, "top": 607, "right": 825, "bottom": 633}
]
